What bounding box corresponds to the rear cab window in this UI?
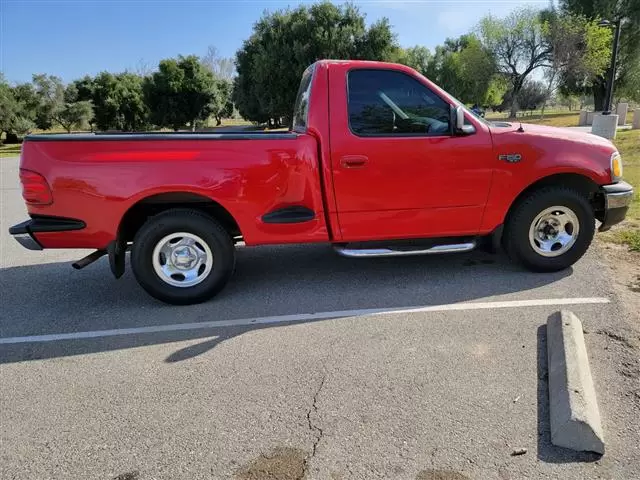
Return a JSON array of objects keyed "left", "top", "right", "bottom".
[{"left": 292, "top": 65, "right": 315, "bottom": 132}]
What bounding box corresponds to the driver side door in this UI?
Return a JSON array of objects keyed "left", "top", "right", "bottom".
[{"left": 328, "top": 66, "right": 495, "bottom": 241}]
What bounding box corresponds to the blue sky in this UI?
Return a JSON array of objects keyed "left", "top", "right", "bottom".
[{"left": 1, "top": 0, "right": 548, "bottom": 83}]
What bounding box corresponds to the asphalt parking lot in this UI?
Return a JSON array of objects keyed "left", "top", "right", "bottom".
[{"left": 1, "top": 156, "right": 639, "bottom": 480}]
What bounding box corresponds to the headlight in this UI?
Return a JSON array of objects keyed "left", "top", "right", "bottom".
[{"left": 611, "top": 152, "right": 623, "bottom": 182}]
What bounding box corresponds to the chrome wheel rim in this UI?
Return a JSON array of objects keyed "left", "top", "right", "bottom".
[
  {"left": 152, "top": 232, "right": 213, "bottom": 287},
  {"left": 528, "top": 206, "right": 580, "bottom": 257}
]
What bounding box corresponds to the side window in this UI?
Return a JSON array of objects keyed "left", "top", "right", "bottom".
[{"left": 348, "top": 69, "right": 451, "bottom": 137}]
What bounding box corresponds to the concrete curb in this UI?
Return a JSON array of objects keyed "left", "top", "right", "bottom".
[{"left": 547, "top": 310, "right": 605, "bottom": 454}]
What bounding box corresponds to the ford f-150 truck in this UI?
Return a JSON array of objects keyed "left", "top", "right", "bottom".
[{"left": 10, "top": 60, "right": 634, "bottom": 305}]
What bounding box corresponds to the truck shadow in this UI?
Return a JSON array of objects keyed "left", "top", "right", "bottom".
[{"left": 0, "top": 244, "right": 574, "bottom": 364}]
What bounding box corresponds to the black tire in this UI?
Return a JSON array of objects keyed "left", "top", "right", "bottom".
[
  {"left": 131, "top": 208, "right": 235, "bottom": 305},
  {"left": 504, "top": 186, "right": 595, "bottom": 272}
]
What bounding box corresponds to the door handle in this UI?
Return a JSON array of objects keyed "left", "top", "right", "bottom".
[{"left": 340, "top": 155, "right": 369, "bottom": 168}]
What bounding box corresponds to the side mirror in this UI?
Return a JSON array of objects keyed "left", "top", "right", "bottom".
[{"left": 453, "top": 105, "right": 476, "bottom": 135}]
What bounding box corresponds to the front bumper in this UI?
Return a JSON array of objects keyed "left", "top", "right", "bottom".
[
  {"left": 598, "top": 181, "right": 635, "bottom": 232},
  {"left": 9, "top": 216, "right": 86, "bottom": 250}
]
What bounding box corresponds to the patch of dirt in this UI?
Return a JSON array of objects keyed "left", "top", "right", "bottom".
[
  {"left": 618, "top": 359, "right": 640, "bottom": 379},
  {"left": 416, "top": 469, "right": 470, "bottom": 480},
  {"left": 626, "top": 389, "right": 640, "bottom": 408},
  {"left": 596, "top": 329, "right": 638, "bottom": 350},
  {"left": 235, "top": 447, "right": 307, "bottom": 480},
  {"left": 596, "top": 242, "right": 640, "bottom": 328}
]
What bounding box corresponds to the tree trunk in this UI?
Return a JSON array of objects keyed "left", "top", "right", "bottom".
[
  {"left": 509, "top": 80, "right": 522, "bottom": 119},
  {"left": 540, "top": 70, "right": 557, "bottom": 120},
  {"left": 5, "top": 132, "right": 20, "bottom": 144},
  {"left": 509, "top": 98, "right": 519, "bottom": 119},
  {"left": 216, "top": 116, "right": 222, "bottom": 126},
  {"left": 191, "top": 120, "right": 197, "bottom": 132}
]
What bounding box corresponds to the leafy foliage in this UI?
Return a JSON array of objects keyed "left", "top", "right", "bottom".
[
  {"left": 144, "top": 55, "right": 221, "bottom": 131},
  {"left": 479, "top": 8, "right": 553, "bottom": 117},
  {"left": 560, "top": 0, "right": 640, "bottom": 108},
  {"left": 545, "top": 13, "right": 613, "bottom": 100},
  {"left": 397, "top": 35, "right": 502, "bottom": 107},
  {"left": 54, "top": 83, "right": 94, "bottom": 132},
  {"left": 87, "top": 72, "right": 148, "bottom": 131},
  {"left": 201, "top": 46, "right": 236, "bottom": 81},
  {"left": 31, "top": 74, "right": 93, "bottom": 132},
  {"left": 516, "top": 80, "right": 549, "bottom": 110},
  {"left": 395, "top": 46, "right": 431, "bottom": 74},
  {"left": 0, "top": 75, "right": 36, "bottom": 141},
  {"left": 212, "top": 79, "right": 234, "bottom": 125},
  {"left": 234, "top": 1, "right": 398, "bottom": 123}
]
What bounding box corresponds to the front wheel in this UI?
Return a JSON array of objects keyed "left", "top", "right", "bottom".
[
  {"left": 504, "top": 186, "right": 595, "bottom": 272},
  {"left": 131, "top": 209, "right": 236, "bottom": 305}
]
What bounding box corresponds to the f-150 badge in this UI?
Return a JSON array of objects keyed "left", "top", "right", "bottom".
[{"left": 498, "top": 153, "right": 522, "bottom": 163}]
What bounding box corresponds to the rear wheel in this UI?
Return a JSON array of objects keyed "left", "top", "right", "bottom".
[
  {"left": 131, "top": 209, "right": 235, "bottom": 305},
  {"left": 504, "top": 186, "right": 595, "bottom": 272}
]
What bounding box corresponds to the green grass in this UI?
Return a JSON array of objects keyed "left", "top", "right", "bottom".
[
  {"left": 610, "top": 229, "right": 640, "bottom": 251},
  {"left": 486, "top": 110, "right": 635, "bottom": 128},
  {"left": 601, "top": 129, "right": 640, "bottom": 251},
  {"left": 0, "top": 143, "right": 21, "bottom": 158}
]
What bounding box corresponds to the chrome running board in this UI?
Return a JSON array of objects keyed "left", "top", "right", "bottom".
[{"left": 334, "top": 241, "right": 477, "bottom": 258}]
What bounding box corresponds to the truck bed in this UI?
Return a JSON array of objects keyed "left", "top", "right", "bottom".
[
  {"left": 26, "top": 131, "right": 298, "bottom": 141},
  {"left": 19, "top": 132, "right": 330, "bottom": 249}
]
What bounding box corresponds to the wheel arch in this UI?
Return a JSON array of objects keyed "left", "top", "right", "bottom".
[
  {"left": 504, "top": 173, "right": 602, "bottom": 228},
  {"left": 118, "top": 191, "right": 242, "bottom": 244}
]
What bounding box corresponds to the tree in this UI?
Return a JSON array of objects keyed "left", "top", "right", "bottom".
[
  {"left": 558, "top": 91, "right": 581, "bottom": 110},
  {"left": 456, "top": 36, "right": 501, "bottom": 105},
  {"left": 396, "top": 46, "right": 431, "bottom": 75},
  {"left": 88, "top": 72, "right": 150, "bottom": 131},
  {"left": 419, "top": 34, "right": 501, "bottom": 107},
  {"left": 74, "top": 75, "right": 95, "bottom": 102},
  {"left": 561, "top": 0, "right": 640, "bottom": 110},
  {"left": 72, "top": 75, "right": 97, "bottom": 130},
  {"left": 516, "top": 80, "right": 549, "bottom": 111},
  {"left": 31, "top": 74, "right": 93, "bottom": 132},
  {"left": 542, "top": 9, "right": 612, "bottom": 116},
  {"left": 234, "top": 1, "right": 398, "bottom": 123},
  {"left": 54, "top": 84, "right": 93, "bottom": 132},
  {"left": 145, "top": 55, "right": 219, "bottom": 131},
  {"left": 484, "top": 76, "right": 510, "bottom": 109},
  {"left": 200, "top": 46, "right": 236, "bottom": 125},
  {"left": 616, "top": 60, "right": 640, "bottom": 102},
  {"left": 201, "top": 46, "right": 235, "bottom": 81},
  {"left": 0, "top": 76, "right": 36, "bottom": 143},
  {"left": 31, "top": 74, "right": 64, "bottom": 130},
  {"left": 212, "top": 79, "right": 234, "bottom": 126},
  {"left": 479, "top": 8, "right": 553, "bottom": 117}
]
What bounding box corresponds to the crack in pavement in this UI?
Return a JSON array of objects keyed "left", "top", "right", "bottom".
[
  {"left": 302, "top": 371, "right": 327, "bottom": 479},
  {"left": 595, "top": 329, "right": 638, "bottom": 350}
]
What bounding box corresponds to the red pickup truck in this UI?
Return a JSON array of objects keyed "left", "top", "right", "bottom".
[{"left": 10, "top": 60, "right": 634, "bottom": 305}]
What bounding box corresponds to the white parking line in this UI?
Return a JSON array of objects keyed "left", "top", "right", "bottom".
[{"left": 0, "top": 297, "right": 610, "bottom": 345}]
